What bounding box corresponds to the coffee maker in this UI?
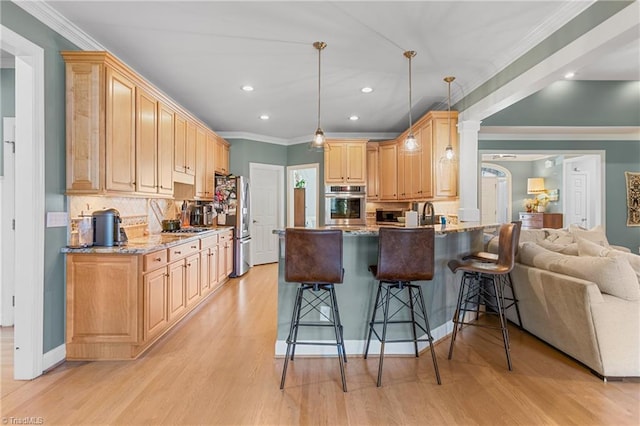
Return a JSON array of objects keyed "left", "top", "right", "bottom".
[{"left": 92, "top": 208, "right": 128, "bottom": 246}]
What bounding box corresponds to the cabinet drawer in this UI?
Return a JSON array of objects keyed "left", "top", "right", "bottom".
[
  {"left": 168, "top": 241, "right": 201, "bottom": 262},
  {"left": 200, "top": 235, "right": 219, "bottom": 249},
  {"left": 218, "top": 230, "right": 233, "bottom": 242},
  {"left": 143, "top": 249, "right": 168, "bottom": 272}
]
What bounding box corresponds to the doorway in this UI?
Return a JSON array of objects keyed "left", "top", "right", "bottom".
[
  {"left": 481, "top": 163, "right": 511, "bottom": 224},
  {"left": 249, "top": 163, "right": 284, "bottom": 265},
  {"left": 1, "top": 26, "right": 46, "bottom": 380},
  {"left": 563, "top": 155, "right": 602, "bottom": 228},
  {"left": 286, "top": 163, "right": 319, "bottom": 228}
]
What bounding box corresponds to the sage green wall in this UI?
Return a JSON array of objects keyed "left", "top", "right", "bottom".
[
  {"left": 2, "top": 1, "right": 79, "bottom": 352},
  {"left": 483, "top": 81, "right": 640, "bottom": 126},
  {"left": 480, "top": 140, "right": 640, "bottom": 252},
  {"left": 227, "top": 138, "right": 287, "bottom": 177},
  {"left": 0, "top": 68, "right": 15, "bottom": 176},
  {"left": 287, "top": 142, "right": 325, "bottom": 224}
]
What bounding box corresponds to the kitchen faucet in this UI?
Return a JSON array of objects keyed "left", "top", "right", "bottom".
[{"left": 421, "top": 201, "right": 435, "bottom": 226}]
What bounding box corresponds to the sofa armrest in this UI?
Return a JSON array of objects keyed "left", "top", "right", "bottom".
[{"left": 510, "top": 263, "right": 605, "bottom": 373}]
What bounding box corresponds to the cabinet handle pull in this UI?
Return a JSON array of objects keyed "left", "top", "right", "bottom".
[
  {"left": 187, "top": 263, "right": 191, "bottom": 267},
  {"left": 154, "top": 257, "right": 162, "bottom": 261},
  {"left": 165, "top": 273, "right": 170, "bottom": 278},
  {"left": 191, "top": 245, "right": 197, "bottom": 249},
  {"left": 175, "top": 251, "right": 182, "bottom": 255}
]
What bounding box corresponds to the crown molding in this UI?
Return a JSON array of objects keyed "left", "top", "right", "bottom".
[
  {"left": 479, "top": 126, "right": 640, "bottom": 141},
  {"left": 13, "top": 0, "right": 105, "bottom": 50},
  {"left": 220, "top": 131, "right": 399, "bottom": 145}
]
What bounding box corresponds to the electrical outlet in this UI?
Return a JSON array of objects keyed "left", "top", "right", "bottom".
[{"left": 320, "top": 305, "right": 331, "bottom": 322}]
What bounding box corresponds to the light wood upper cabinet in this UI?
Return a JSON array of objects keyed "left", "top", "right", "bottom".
[
  {"left": 105, "top": 67, "right": 136, "bottom": 192},
  {"left": 378, "top": 141, "right": 398, "bottom": 200},
  {"left": 195, "top": 126, "right": 208, "bottom": 198},
  {"left": 63, "top": 51, "right": 224, "bottom": 196},
  {"left": 136, "top": 87, "right": 158, "bottom": 194},
  {"left": 214, "top": 136, "right": 230, "bottom": 175},
  {"left": 205, "top": 132, "right": 216, "bottom": 196},
  {"left": 431, "top": 112, "right": 458, "bottom": 198},
  {"left": 157, "top": 102, "right": 175, "bottom": 195},
  {"left": 366, "top": 143, "right": 379, "bottom": 200},
  {"left": 324, "top": 139, "right": 367, "bottom": 184},
  {"left": 397, "top": 124, "right": 433, "bottom": 200}
]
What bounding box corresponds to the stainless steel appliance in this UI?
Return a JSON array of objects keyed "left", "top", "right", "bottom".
[
  {"left": 203, "top": 204, "right": 214, "bottom": 226},
  {"left": 376, "top": 209, "right": 404, "bottom": 225},
  {"left": 324, "top": 185, "right": 366, "bottom": 226},
  {"left": 215, "top": 176, "right": 252, "bottom": 277},
  {"left": 92, "top": 208, "right": 127, "bottom": 246},
  {"left": 189, "top": 204, "right": 205, "bottom": 226}
]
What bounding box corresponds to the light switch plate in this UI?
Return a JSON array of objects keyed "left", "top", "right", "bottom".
[{"left": 46, "top": 212, "right": 69, "bottom": 228}]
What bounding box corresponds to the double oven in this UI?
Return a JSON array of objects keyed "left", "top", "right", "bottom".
[{"left": 324, "top": 185, "right": 366, "bottom": 226}]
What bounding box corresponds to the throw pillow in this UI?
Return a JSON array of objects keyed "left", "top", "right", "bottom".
[
  {"left": 578, "top": 238, "right": 640, "bottom": 285},
  {"left": 519, "top": 242, "right": 561, "bottom": 270},
  {"left": 569, "top": 224, "right": 610, "bottom": 247},
  {"left": 549, "top": 254, "right": 640, "bottom": 301},
  {"left": 537, "top": 240, "right": 579, "bottom": 255},
  {"left": 545, "top": 229, "right": 574, "bottom": 245}
]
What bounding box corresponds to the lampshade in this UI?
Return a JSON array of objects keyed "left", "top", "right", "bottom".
[{"left": 527, "top": 178, "right": 546, "bottom": 194}]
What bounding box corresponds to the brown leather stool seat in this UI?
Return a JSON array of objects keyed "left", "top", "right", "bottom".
[
  {"left": 364, "top": 227, "right": 441, "bottom": 387},
  {"left": 280, "top": 228, "right": 347, "bottom": 392},
  {"left": 447, "top": 222, "right": 519, "bottom": 370}
]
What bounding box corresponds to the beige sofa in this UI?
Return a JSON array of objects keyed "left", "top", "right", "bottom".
[{"left": 486, "top": 226, "right": 640, "bottom": 379}]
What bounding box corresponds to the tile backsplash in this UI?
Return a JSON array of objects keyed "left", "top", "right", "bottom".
[{"left": 68, "top": 196, "right": 182, "bottom": 235}]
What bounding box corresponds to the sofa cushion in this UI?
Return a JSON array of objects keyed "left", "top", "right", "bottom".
[
  {"left": 578, "top": 238, "right": 640, "bottom": 285},
  {"left": 519, "top": 242, "right": 640, "bottom": 301},
  {"left": 569, "top": 224, "right": 610, "bottom": 247},
  {"left": 537, "top": 240, "right": 579, "bottom": 255}
]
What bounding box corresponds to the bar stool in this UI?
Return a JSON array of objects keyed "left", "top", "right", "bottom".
[
  {"left": 364, "top": 227, "right": 441, "bottom": 387},
  {"left": 447, "top": 222, "right": 519, "bottom": 370},
  {"left": 461, "top": 221, "right": 523, "bottom": 328},
  {"left": 280, "top": 228, "right": 347, "bottom": 392}
]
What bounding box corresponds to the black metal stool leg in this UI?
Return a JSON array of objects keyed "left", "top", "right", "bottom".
[
  {"left": 448, "top": 272, "right": 469, "bottom": 360},
  {"left": 364, "top": 282, "right": 383, "bottom": 359},
  {"left": 281, "top": 286, "right": 304, "bottom": 389},
  {"left": 416, "top": 285, "right": 441, "bottom": 385},
  {"left": 491, "top": 276, "right": 512, "bottom": 370},
  {"left": 407, "top": 284, "right": 420, "bottom": 357},
  {"left": 377, "top": 284, "right": 392, "bottom": 387},
  {"left": 290, "top": 285, "right": 307, "bottom": 361},
  {"left": 328, "top": 285, "right": 347, "bottom": 392},
  {"left": 329, "top": 283, "right": 347, "bottom": 363}
]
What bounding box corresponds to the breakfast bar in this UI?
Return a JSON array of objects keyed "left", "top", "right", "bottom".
[{"left": 274, "top": 223, "right": 497, "bottom": 356}]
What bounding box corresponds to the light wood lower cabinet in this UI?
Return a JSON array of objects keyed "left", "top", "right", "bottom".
[{"left": 66, "top": 231, "right": 233, "bottom": 360}]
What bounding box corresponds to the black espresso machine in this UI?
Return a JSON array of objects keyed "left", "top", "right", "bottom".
[{"left": 92, "top": 208, "right": 128, "bottom": 246}]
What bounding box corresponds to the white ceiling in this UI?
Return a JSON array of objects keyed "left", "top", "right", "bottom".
[{"left": 21, "top": 1, "right": 640, "bottom": 143}]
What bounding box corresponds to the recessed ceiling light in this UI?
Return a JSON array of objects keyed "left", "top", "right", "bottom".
[
  {"left": 259, "top": 114, "right": 269, "bottom": 120},
  {"left": 241, "top": 85, "right": 254, "bottom": 92},
  {"left": 349, "top": 115, "right": 359, "bottom": 121},
  {"left": 361, "top": 87, "right": 373, "bottom": 93},
  {"left": 564, "top": 72, "right": 575, "bottom": 79}
]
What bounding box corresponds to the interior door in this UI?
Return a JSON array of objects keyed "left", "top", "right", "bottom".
[
  {"left": 2, "top": 117, "right": 15, "bottom": 326},
  {"left": 251, "top": 165, "right": 282, "bottom": 265},
  {"left": 481, "top": 176, "right": 497, "bottom": 224},
  {"left": 566, "top": 171, "right": 589, "bottom": 227}
]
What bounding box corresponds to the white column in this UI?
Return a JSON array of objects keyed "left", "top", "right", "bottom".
[{"left": 457, "top": 120, "right": 481, "bottom": 222}]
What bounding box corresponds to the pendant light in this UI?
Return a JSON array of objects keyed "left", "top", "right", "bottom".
[
  {"left": 309, "top": 41, "right": 328, "bottom": 152},
  {"left": 403, "top": 50, "right": 418, "bottom": 152},
  {"left": 444, "top": 76, "right": 456, "bottom": 160}
]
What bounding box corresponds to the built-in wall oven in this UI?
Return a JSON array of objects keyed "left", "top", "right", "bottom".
[{"left": 324, "top": 185, "right": 366, "bottom": 226}]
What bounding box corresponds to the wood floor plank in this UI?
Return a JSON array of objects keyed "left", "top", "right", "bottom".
[{"left": 1, "top": 263, "right": 638, "bottom": 425}]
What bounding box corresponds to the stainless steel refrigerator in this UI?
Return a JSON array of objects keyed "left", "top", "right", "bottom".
[{"left": 214, "top": 175, "right": 251, "bottom": 277}]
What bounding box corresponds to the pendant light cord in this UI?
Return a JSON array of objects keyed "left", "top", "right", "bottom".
[
  {"left": 404, "top": 51, "right": 416, "bottom": 135},
  {"left": 314, "top": 41, "right": 326, "bottom": 130}
]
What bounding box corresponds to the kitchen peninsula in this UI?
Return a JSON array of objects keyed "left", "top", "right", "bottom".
[
  {"left": 274, "top": 223, "right": 496, "bottom": 357},
  {"left": 62, "top": 227, "right": 233, "bottom": 360}
]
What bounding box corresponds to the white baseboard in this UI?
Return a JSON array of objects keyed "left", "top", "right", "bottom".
[
  {"left": 43, "top": 344, "right": 65, "bottom": 371},
  {"left": 275, "top": 321, "right": 455, "bottom": 357}
]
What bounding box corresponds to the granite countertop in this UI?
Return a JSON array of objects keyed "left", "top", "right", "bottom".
[
  {"left": 273, "top": 222, "right": 499, "bottom": 236},
  {"left": 62, "top": 226, "right": 234, "bottom": 255}
]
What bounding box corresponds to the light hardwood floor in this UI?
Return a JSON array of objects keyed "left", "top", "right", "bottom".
[{"left": 1, "top": 263, "right": 638, "bottom": 425}]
